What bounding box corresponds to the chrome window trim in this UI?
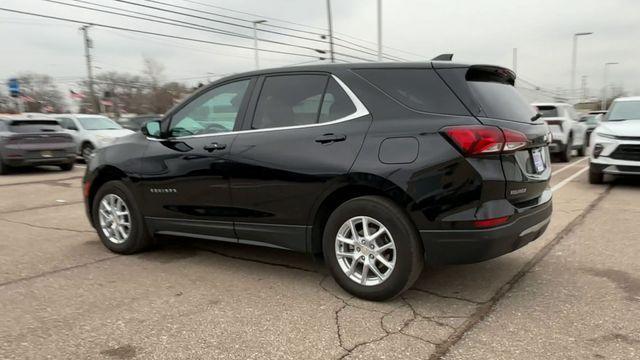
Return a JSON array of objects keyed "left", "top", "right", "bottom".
[{"left": 151, "top": 74, "right": 369, "bottom": 141}]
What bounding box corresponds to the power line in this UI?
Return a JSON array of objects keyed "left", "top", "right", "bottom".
[
  {"left": 175, "top": 0, "right": 329, "bottom": 35},
  {"left": 0, "top": 7, "right": 324, "bottom": 59},
  {"left": 115, "top": 0, "right": 328, "bottom": 45},
  {"left": 44, "top": 0, "right": 327, "bottom": 54}
]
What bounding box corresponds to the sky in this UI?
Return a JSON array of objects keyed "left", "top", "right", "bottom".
[{"left": 1, "top": 0, "right": 639, "bottom": 100}]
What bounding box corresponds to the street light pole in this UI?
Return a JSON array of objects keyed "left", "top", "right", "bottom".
[
  {"left": 602, "top": 62, "right": 619, "bottom": 110},
  {"left": 80, "top": 24, "right": 98, "bottom": 113},
  {"left": 326, "top": 0, "right": 335, "bottom": 63},
  {"left": 571, "top": 32, "right": 593, "bottom": 101},
  {"left": 377, "top": 0, "right": 382, "bottom": 61},
  {"left": 252, "top": 20, "right": 266, "bottom": 70}
]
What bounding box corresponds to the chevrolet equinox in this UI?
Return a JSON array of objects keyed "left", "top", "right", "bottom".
[{"left": 83, "top": 62, "right": 553, "bottom": 300}]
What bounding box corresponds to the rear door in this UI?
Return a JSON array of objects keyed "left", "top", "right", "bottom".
[
  {"left": 436, "top": 65, "right": 551, "bottom": 205},
  {"left": 228, "top": 73, "right": 370, "bottom": 251}
]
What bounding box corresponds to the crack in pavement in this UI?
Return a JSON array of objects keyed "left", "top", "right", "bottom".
[
  {"left": 428, "top": 185, "right": 613, "bottom": 360},
  {"left": 0, "top": 201, "right": 83, "bottom": 215},
  {"left": 408, "top": 287, "right": 483, "bottom": 305},
  {"left": 0, "top": 255, "right": 120, "bottom": 288},
  {"left": 191, "top": 245, "right": 319, "bottom": 274},
  {"left": 0, "top": 176, "right": 82, "bottom": 187},
  {"left": 0, "top": 217, "right": 94, "bottom": 234}
]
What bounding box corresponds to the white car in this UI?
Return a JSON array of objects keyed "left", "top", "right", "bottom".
[
  {"left": 52, "top": 114, "right": 134, "bottom": 161},
  {"left": 533, "top": 103, "right": 588, "bottom": 162},
  {"left": 589, "top": 96, "right": 640, "bottom": 183}
]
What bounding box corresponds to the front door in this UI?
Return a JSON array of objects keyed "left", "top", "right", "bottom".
[
  {"left": 139, "top": 78, "right": 254, "bottom": 241},
  {"left": 228, "top": 73, "right": 371, "bottom": 251}
]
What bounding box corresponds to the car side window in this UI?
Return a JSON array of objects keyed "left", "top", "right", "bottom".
[
  {"left": 169, "top": 79, "right": 250, "bottom": 137},
  {"left": 58, "top": 118, "right": 78, "bottom": 131},
  {"left": 252, "top": 74, "right": 329, "bottom": 129},
  {"left": 318, "top": 78, "right": 357, "bottom": 123}
]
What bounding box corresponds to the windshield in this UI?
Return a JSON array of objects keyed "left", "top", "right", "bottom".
[
  {"left": 78, "top": 116, "right": 122, "bottom": 130},
  {"left": 535, "top": 106, "right": 558, "bottom": 118},
  {"left": 605, "top": 101, "right": 640, "bottom": 121}
]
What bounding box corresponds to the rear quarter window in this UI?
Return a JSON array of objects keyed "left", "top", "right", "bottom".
[
  {"left": 8, "top": 120, "right": 63, "bottom": 133},
  {"left": 353, "top": 68, "right": 469, "bottom": 115}
]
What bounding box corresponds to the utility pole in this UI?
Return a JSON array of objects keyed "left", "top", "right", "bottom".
[
  {"left": 512, "top": 48, "right": 517, "bottom": 73},
  {"left": 326, "top": 0, "right": 335, "bottom": 63},
  {"left": 377, "top": 0, "right": 382, "bottom": 61},
  {"left": 570, "top": 32, "right": 593, "bottom": 101},
  {"left": 602, "top": 62, "right": 619, "bottom": 110},
  {"left": 80, "top": 25, "right": 98, "bottom": 113},
  {"left": 580, "top": 75, "right": 587, "bottom": 102},
  {"left": 252, "top": 20, "right": 266, "bottom": 70}
]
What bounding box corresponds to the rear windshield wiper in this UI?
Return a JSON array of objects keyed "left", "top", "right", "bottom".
[{"left": 531, "top": 113, "right": 542, "bottom": 122}]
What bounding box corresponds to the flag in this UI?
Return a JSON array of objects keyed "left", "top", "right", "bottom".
[
  {"left": 69, "top": 90, "right": 86, "bottom": 100},
  {"left": 100, "top": 99, "right": 113, "bottom": 106},
  {"left": 43, "top": 105, "right": 54, "bottom": 113},
  {"left": 20, "top": 94, "right": 36, "bottom": 103}
]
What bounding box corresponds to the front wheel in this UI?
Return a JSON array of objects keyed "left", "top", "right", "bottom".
[
  {"left": 59, "top": 162, "right": 74, "bottom": 171},
  {"left": 323, "top": 196, "right": 424, "bottom": 301},
  {"left": 92, "top": 180, "right": 154, "bottom": 254},
  {"left": 577, "top": 138, "right": 587, "bottom": 157},
  {"left": 0, "top": 159, "right": 8, "bottom": 175},
  {"left": 589, "top": 165, "right": 604, "bottom": 184}
]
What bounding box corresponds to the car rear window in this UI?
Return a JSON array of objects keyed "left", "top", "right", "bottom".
[
  {"left": 8, "top": 120, "right": 63, "bottom": 133},
  {"left": 534, "top": 106, "right": 558, "bottom": 118},
  {"left": 353, "top": 68, "right": 469, "bottom": 115},
  {"left": 463, "top": 66, "right": 536, "bottom": 122}
]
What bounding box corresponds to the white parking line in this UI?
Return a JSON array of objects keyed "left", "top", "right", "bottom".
[
  {"left": 551, "top": 157, "right": 589, "bottom": 176},
  {"left": 551, "top": 166, "right": 589, "bottom": 192}
]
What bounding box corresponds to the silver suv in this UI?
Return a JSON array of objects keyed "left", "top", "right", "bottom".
[
  {"left": 53, "top": 114, "right": 134, "bottom": 162},
  {"left": 533, "top": 103, "right": 588, "bottom": 162}
]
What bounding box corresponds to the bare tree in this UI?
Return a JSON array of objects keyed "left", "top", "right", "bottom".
[{"left": 16, "top": 73, "right": 66, "bottom": 112}]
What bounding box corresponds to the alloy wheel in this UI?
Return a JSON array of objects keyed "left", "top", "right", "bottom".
[
  {"left": 335, "top": 216, "right": 397, "bottom": 286},
  {"left": 98, "top": 194, "right": 131, "bottom": 244}
]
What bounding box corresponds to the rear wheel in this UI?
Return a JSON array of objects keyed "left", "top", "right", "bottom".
[
  {"left": 559, "top": 135, "right": 573, "bottom": 162},
  {"left": 589, "top": 165, "right": 604, "bottom": 184},
  {"left": 81, "top": 143, "right": 94, "bottom": 163},
  {"left": 577, "top": 138, "right": 587, "bottom": 157},
  {"left": 92, "top": 180, "right": 154, "bottom": 254},
  {"left": 323, "top": 196, "right": 424, "bottom": 301},
  {"left": 0, "top": 159, "right": 8, "bottom": 175},
  {"left": 59, "top": 162, "right": 74, "bottom": 171}
]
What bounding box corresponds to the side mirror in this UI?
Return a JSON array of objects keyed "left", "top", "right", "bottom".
[{"left": 141, "top": 120, "right": 162, "bottom": 138}]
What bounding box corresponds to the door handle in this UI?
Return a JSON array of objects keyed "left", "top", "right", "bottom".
[
  {"left": 203, "top": 142, "right": 226, "bottom": 152},
  {"left": 315, "top": 133, "right": 346, "bottom": 144}
]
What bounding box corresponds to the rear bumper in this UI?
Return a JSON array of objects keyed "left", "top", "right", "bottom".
[
  {"left": 420, "top": 196, "right": 552, "bottom": 264},
  {"left": 548, "top": 140, "right": 564, "bottom": 153},
  {"left": 4, "top": 155, "right": 75, "bottom": 167}
]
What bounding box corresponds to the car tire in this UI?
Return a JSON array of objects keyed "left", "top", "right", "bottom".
[
  {"left": 322, "top": 195, "right": 424, "bottom": 301},
  {"left": 589, "top": 165, "right": 604, "bottom": 184},
  {"left": 559, "top": 135, "right": 572, "bottom": 162},
  {"left": 577, "top": 138, "right": 587, "bottom": 157},
  {"left": 59, "top": 162, "right": 74, "bottom": 171},
  {"left": 81, "top": 143, "right": 94, "bottom": 163},
  {"left": 0, "top": 159, "right": 8, "bottom": 175},
  {"left": 92, "top": 180, "right": 154, "bottom": 254}
]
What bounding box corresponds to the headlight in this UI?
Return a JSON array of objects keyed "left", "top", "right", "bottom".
[{"left": 95, "top": 135, "right": 115, "bottom": 144}]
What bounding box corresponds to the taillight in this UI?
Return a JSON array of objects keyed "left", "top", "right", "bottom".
[{"left": 441, "top": 125, "right": 528, "bottom": 156}]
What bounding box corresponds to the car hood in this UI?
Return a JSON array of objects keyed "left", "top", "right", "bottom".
[
  {"left": 596, "top": 120, "right": 640, "bottom": 136},
  {"left": 89, "top": 129, "right": 135, "bottom": 138}
]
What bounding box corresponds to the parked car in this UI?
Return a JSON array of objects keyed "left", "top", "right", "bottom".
[
  {"left": 532, "top": 103, "right": 588, "bottom": 162},
  {"left": 52, "top": 114, "right": 134, "bottom": 162},
  {"left": 0, "top": 114, "right": 76, "bottom": 174},
  {"left": 118, "top": 114, "right": 162, "bottom": 132},
  {"left": 579, "top": 113, "right": 603, "bottom": 145},
  {"left": 589, "top": 96, "right": 640, "bottom": 183},
  {"left": 83, "top": 62, "right": 552, "bottom": 300}
]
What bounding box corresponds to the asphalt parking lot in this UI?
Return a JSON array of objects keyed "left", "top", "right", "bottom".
[{"left": 1, "top": 157, "right": 639, "bottom": 359}]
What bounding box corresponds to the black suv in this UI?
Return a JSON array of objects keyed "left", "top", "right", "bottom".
[{"left": 83, "top": 62, "right": 552, "bottom": 300}]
